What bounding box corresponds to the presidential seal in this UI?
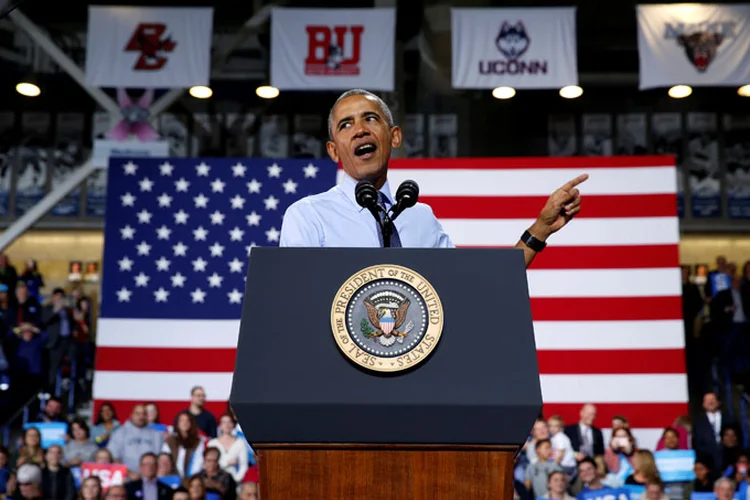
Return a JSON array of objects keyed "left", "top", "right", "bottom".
[{"left": 330, "top": 264, "right": 444, "bottom": 373}]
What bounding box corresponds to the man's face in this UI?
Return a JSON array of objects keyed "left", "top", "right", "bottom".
[
  {"left": 715, "top": 481, "right": 735, "bottom": 500},
  {"left": 645, "top": 484, "right": 663, "bottom": 500},
  {"left": 46, "top": 446, "right": 61, "bottom": 466},
  {"left": 191, "top": 388, "right": 206, "bottom": 407},
  {"left": 578, "top": 462, "right": 597, "bottom": 484},
  {"left": 139, "top": 456, "right": 157, "bottom": 480},
  {"left": 240, "top": 482, "right": 259, "bottom": 500},
  {"left": 46, "top": 400, "right": 61, "bottom": 418},
  {"left": 326, "top": 94, "right": 402, "bottom": 184},
  {"left": 106, "top": 485, "right": 127, "bottom": 500},
  {"left": 131, "top": 405, "right": 147, "bottom": 426},
  {"left": 204, "top": 451, "right": 220, "bottom": 473},
  {"left": 703, "top": 393, "right": 720, "bottom": 412},
  {"left": 53, "top": 292, "right": 64, "bottom": 306},
  {"left": 580, "top": 404, "right": 596, "bottom": 426}
]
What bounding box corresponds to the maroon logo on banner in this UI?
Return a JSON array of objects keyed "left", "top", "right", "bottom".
[
  {"left": 305, "top": 25, "right": 364, "bottom": 76},
  {"left": 677, "top": 32, "right": 723, "bottom": 72},
  {"left": 125, "top": 23, "right": 177, "bottom": 71}
]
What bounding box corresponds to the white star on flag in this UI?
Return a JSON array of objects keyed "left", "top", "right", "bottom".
[
  {"left": 137, "top": 210, "right": 152, "bottom": 224},
  {"left": 192, "top": 257, "right": 208, "bottom": 272},
  {"left": 123, "top": 161, "right": 138, "bottom": 175},
  {"left": 121, "top": 193, "right": 136, "bottom": 207},
  {"left": 196, "top": 162, "right": 211, "bottom": 176},
  {"left": 136, "top": 242, "right": 151, "bottom": 255},
  {"left": 247, "top": 180, "right": 262, "bottom": 193},
  {"left": 121, "top": 226, "right": 135, "bottom": 239},
  {"left": 191, "top": 288, "right": 206, "bottom": 303},
  {"left": 171, "top": 273, "right": 186, "bottom": 287},
  {"left": 304, "top": 163, "right": 318, "bottom": 178},
  {"left": 193, "top": 227, "right": 208, "bottom": 241},
  {"left": 159, "top": 162, "right": 174, "bottom": 176},
  {"left": 246, "top": 212, "right": 261, "bottom": 226},
  {"left": 139, "top": 178, "right": 154, "bottom": 192},
  {"left": 175, "top": 178, "right": 190, "bottom": 192},
  {"left": 134, "top": 272, "right": 150, "bottom": 287},
  {"left": 208, "top": 273, "right": 223, "bottom": 288},
  {"left": 158, "top": 193, "right": 172, "bottom": 207},
  {"left": 211, "top": 179, "right": 226, "bottom": 193},
  {"left": 228, "top": 258, "right": 243, "bottom": 273},
  {"left": 154, "top": 288, "right": 169, "bottom": 302},
  {"left": 156, "top": 226, "right": 171, "bottom": 240},
  {"left": 266, "top": 227, "right": 280, "bottom": 242},
  {"left": 118, "top": 257, "right": 133, "bottom": 271},
  {"left": 232, "top": 163, "right": 246, "bottom": 177},
  {"left": 209, "top": 243, "right": 225, "bottom": 257},
  {"left": 228, "top": 289, "right": 243, "bottom": 304},
  {"left": 174, "top": 211, "right": 189, "bottom": 224},
  {"left": 210, "top": 211, "right": 225, "bottom": 225},
  {"left": 229, "top": 227, "right": 244, "bottom": 241},
  {"left": 264, "top": 196, "right": 279, "bottom": 210},
  {"left": 283, "top": 179, "right": 298, "bottom": 194},
  {"left": 230, "top": 195, "right": 245, "bottom": 209},
  {"left": 267, "top": 163, "right": 282, "bottom": 178},
  {"left": 155, "top": 257, "right": 171, "bottom": 271},
  {"left": 173, "top": 242, "right": 188, "bottom": 256},
  {"left": 116, "top": 287, "right": 132, "bottom": 302},
  {"left": 194, "top": 194, "right": 209, "bottom": 208}
]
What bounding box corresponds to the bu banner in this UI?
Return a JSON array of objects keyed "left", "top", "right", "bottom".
[
  {"left": 451, "top": 7, "right": 578, "bottom": 89},
  {"left": 637, "top": 4, "right": 750, "bottom": 89},
  {"left": 270, "top": 7, "right": 395, "bottom": 91},
  {"left": 85, "top": 6, "right": 213, "bottom": 88}
]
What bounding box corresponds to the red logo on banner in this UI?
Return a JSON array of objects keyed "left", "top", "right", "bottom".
[
  {"left": 124, "top": 23, "right": 177, "bottom": 71},
  {"left": 305, "top": 26, "right": 364, "bottom": 76},
  {"left": 81, "top": 463, "right": 128, "bottom": 491}
]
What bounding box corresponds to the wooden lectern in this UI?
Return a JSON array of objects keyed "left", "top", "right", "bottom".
[{"left": 230, "top": 248, "right": 542, "bottom": 500}]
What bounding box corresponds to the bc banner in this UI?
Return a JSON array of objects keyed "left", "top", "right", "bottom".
[
  {"left": 24, "top": 422, "right": 67, "bottom": 449},
  {"left": 579, "top": 487, "right": 635, "bottom": 500},
  {"left": 654, "top": 449, "right": 696, "bottom": 482}
]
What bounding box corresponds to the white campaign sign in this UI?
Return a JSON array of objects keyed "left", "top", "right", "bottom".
[
  {"left": 85, "top": 6, "right": 213, "bottom": 88},
  {"left": 270, "top": 7, "right": 395, "bottom": 91},
  {"left": 637, "top": 4, "right": 750, "bottom": 89},
  {"left": 451, "top": 7, "right": 578, "bottom": 89}
]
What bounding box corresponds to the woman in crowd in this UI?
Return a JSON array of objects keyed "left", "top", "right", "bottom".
[
  {"left": 185, "top": 474, "right": 207, "bottom": 500},
  {"left": 63, "top": 418, "right": 98, "bottom": 467},
  {"left": 42, "top": 445, "right": 75, "bottom": 500},
  {"left": 93, "top": 449, "right": 113, "bottom": 464},
  {"left": 683, "top": 457, "right": 715, "bottom": 499},
  {"left": 625, "top": 450, "right": 662, "bottom": 486},
  {"left": 78, "top": 475, "right": 104, "bottom": 500},
  {"left": 90, "top": 402, "right": 120, "bottom": 448},
  {"left": 14, "top": 427, "right": 44, "bottom": 468},
  {"left": 163, "top": 411, "right": 205, "bottom": 477},
  {"left": 657, "top": 427, "right": 682, "bottom": 451},
  {"left": 721, "top": 426, "right": 743, "bottom": 473},
  {"left": 207, "top": 414, "right": 249, "bottom": 484},
  {"left": 145, "top": 402, "right": 161, "bottom": 426},
  {"left": 605, "top": 427, "right": 638, "bottom": 473}
]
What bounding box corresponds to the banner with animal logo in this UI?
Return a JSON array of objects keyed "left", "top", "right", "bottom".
[
  {"left": 451, "top": 7, "right": 578, "bottom": 89},
  {"left": 637, "top": 4, "right": 750, "bottom": 89},
  {"left": 270, "top": 7, "right": 395, "bottom": 91},
  {"left": 85, "top": 6, "right": 213, "bottom": 88}
]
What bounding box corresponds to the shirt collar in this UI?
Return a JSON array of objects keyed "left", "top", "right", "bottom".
[{"left": 339, "top": 171, "right": 394, "bottom": 212}]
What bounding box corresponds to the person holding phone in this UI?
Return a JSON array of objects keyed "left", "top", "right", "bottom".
[{"left": 604, "top": 427, "right": 638, "bottom": 473}]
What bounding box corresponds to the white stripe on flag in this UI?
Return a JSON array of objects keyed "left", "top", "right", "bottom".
[
  {"left": 527, "top": 268, "right": 681, "bottom": 298},
  {"left": 93, "top": 371, "right": 688, "bottom": 404},
  {"left": 96, "top": 318, "right": 686, "bottom": 350},
  {"left": 338, "top": 167, "right": 678, "bottom": 196},
  {"left": 441, "top": 217, "right": 680, "bottom": 246}
]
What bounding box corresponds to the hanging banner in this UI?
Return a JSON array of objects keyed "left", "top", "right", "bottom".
[
  {"left": 651, "top": 113, "right": 685, "bottom": 218},
  {"left": 686, "top": 112, "right": 721, "bottom": 218},
  {"left": 270, "top": 7, "right": 395, "bottom": 91},
  {"left": 724, "top": 114, "right": 750, "bottom": 219},
  {"left": 451, "top": 7, "right": 578, "bottom": 89},
  {"left": 85, "top": 6, "right": 213, "bottom": 88},
  {"left": 637, "top": 4, "right": 750, "bottom": 89}
]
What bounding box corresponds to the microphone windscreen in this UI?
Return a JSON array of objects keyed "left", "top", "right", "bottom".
[
  {"left": 396, "top": 180, "right": 419, "bottom": 208},
  {"left": 355, "top": 180, "right": 378, "bottom": 208}
]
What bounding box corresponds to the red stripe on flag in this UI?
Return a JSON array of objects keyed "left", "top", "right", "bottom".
[
  {"left": 95, "top": 347, "right": 237, "bottom": 373},
  {"left": 496, "top": 245, "right": 679, "bottom": 270},
  {"left": 530, "top": 296, "right": 683, "bottom": 321},
  {"left": 537, "top": 349, "right": 686, "bottom": 375},
  {"left": 97, "top": 346, "right": 686, "bottom": 375},
  {"left": 385, "top": 156, "right": 675, "bottom": 170},
  {"left": 542, "top": 402, "right": 688, "bottom": 429},
  {"left": 93, "top": 400, "right": 688, "bottom": 433},
  {"left": 424, "top": 194, "right": 677, "bottom": 219}
]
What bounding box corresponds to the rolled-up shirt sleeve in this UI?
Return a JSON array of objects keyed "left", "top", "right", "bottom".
[{"left": 279, "top": 200, "right": 324, "bottom": 247}]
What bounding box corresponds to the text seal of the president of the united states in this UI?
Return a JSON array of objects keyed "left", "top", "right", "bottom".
[{"left": 331, "top": 264, "right": 444, "bottom": 373}]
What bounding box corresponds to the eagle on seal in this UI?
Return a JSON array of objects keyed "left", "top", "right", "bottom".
[{"left": 364, "top": 298, "right": 410, "bottom": 347}]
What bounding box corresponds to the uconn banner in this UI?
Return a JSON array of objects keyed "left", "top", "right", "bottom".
[
  {"left": 270, "top": 7, "right": 395, "bottom": 91},
  {"left": 451, "top": 7, "right": 578, "bottom": 89},
  {"left": 637, "top": 4, "right": 750, "bottom": 89}
]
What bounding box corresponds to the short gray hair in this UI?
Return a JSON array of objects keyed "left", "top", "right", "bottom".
[
  {"left": 327, "top": 89, "right": 394, "bottom": 140},
  {"left": 715, "top": 477, "right": 735, "bottom": 490}
]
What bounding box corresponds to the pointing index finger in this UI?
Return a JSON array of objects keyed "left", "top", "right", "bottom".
[{"left": 561, "top": 173, "right": 589, "bottom": 191}]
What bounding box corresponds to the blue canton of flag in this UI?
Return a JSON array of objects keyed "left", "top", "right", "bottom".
[{"left": 100, "top": 158, "right": 338, "bottom": 320}]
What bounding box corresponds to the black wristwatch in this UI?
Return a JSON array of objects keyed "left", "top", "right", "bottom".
[{"left": 521, "top": 229, "right": 546, "bottom": 252}]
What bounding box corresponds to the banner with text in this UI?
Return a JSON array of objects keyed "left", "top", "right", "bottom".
[
  {"left": 637, "top": 4, "right": 750, "bottom": 89},
  {"left": 451, "top": 7, "right": 578, "bottom": 89},
  {"left": 270, "top": 7, "right": 395, "bottom": 91},
  {"left": 85, "top": 6, "right": 213, "bottom": 88}
]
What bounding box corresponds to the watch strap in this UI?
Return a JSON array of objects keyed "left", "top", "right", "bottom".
[{"left": 521, "top": 229, "right": 546, "bottom": 252}]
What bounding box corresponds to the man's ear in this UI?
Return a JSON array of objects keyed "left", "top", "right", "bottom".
[
  {"left": 390, "top": 126, "right": 403, "bottom": 149},
  {"left": 326, "top": 141, "right": 340, "bottom": 163}
]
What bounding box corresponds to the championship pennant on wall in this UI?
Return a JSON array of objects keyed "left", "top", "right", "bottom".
[
  {"left": 637, "top": 4, "right": 750, "bottom": 89},
  {"left": 270, "top": 7, "right": 396, "bottom": 91},
  {"left": 451, "top": 7, "right": 578, "bottom": 89},
  {"left": 85, "top": 6, "right": 213, "bottom": 88}
]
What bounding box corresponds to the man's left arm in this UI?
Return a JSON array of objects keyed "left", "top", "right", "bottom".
[{"left": 516, "top": 174, "right": 588, "bottom": 268}]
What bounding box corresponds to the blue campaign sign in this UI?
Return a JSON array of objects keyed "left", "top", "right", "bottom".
[
  {"left": 158, "top": 475, "right": 181, "bottom": 489},
  {"left": 621, "top": 484, "right": 645, "bottom": 499},
  {"left": 24, "top": 422, "right": 68, "bottom": 449},
  {"left": 70, "top": 467, "right": 82, "bottom": 489},
  {"left": 654, "top": 449, "right": 696, "bottom": 482},
  {"left": 579, "top": 487, "right": 632, "bottom": 500}
]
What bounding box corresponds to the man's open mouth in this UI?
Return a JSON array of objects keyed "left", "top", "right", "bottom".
[{"left": 354, "top": 143, "right": 377, "bottom": 158}]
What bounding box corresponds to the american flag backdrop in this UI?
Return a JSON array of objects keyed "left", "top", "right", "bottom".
[{"left": 93, "top": 155, "right": 687, "bottom": 449}]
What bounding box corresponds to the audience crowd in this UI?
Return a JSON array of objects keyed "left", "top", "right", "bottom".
[{"left": 0, "top": 254, "right": 748, "bottom": 500}]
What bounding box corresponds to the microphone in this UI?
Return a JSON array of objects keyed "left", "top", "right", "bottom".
[
  {"left": 355, "top": 180, "right": 393, "bottom": 247},
  {"left": 389, "top": 180, "right": 419, "bottom": 221}
]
